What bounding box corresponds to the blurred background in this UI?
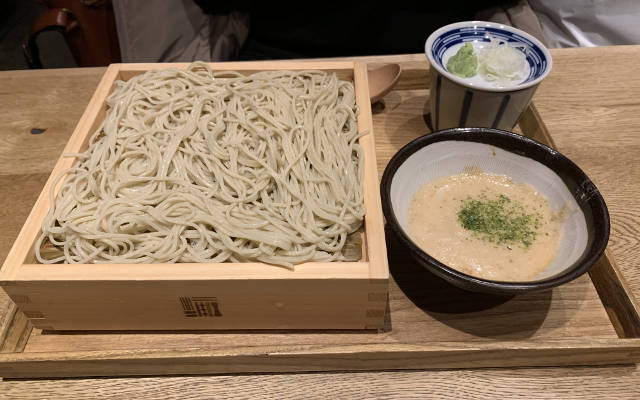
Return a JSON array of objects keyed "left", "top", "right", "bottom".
[{"left": 2, "top": 0, "right": 639, "bottom": 70}]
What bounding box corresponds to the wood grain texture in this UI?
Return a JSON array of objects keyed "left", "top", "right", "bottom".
[
  {"left": 518, "top": 105, "right": 640, "bottom": 339},
  {"left": 1, "top": 47, "right": 640, "bottom": 395},
  {"left": 4, "top": 339, "right": 640, "bottom": 379},
  {"left": 0, "top": 68, "right": 106, "bottom": 177},
  {"left": 0, "top": 300, "right": 31, "bottom": 354},
  {"left": 589, "top": 250, "right": 640, "bottom": 338},
  {"left": 1, "top": 366, "right": 640, "bottom": 400},
  {"left": 533, "top": 46, "right": 640, "bottom": 298},
  {"left": 17, "top": 272, "right": 617, "bottom": 354}
]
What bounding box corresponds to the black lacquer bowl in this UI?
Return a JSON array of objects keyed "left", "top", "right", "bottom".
[{"left": 380, "top": 128, "right": 610, "bottom": 295}]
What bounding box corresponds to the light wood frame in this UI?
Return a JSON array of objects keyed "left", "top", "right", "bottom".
[{"left": 0, "top": 61, "right": 389, "bottom": 330}]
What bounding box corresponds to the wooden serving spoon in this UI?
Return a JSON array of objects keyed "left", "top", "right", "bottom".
[{"left": 367, "top": 63, "right": 401, "bottom": 103}]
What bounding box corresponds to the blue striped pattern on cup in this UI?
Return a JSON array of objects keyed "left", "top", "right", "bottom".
[{"left": 430, "top": 27, "right": 548, "bottom": 84}]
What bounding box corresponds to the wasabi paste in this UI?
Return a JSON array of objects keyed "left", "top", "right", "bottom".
[{"left": 446, "top": 42, "right": 478, "bottom": 78}]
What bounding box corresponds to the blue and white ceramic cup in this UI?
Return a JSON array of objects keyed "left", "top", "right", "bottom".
[{"left": 425, "top": 21, "right": 552, "bottom": 131}]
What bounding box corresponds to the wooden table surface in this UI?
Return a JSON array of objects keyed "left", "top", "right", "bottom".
[{"left": 1, "top": 47, "right": 640, "bottom": 398}]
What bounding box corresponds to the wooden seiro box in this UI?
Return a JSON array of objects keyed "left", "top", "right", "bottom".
[{"left": 0, "top": 61, "right": 389, "bottom": 330}]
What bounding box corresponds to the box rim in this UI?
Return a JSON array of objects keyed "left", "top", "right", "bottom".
[{"left": 0, "top": 61, "right": 389, "bottom": 282}]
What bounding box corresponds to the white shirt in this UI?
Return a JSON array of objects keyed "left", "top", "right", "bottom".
[{"left": 530, "top": 0, "right": 640, "bottom": 47}]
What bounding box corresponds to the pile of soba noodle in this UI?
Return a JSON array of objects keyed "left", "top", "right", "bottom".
[{"left": 36, "top": 62, "right": 366, "bottom": 267}]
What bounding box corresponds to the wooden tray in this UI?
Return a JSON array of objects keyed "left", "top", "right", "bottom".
[{"left": 1, "top": 69, "right": 640, "bottom": 378}]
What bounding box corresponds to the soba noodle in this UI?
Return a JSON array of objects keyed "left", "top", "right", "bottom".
[{"left": 36, "top": 62, "right": 366, "bottom": 267}]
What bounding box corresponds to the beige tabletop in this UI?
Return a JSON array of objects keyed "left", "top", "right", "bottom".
[{"left": 1, "top": 47, "right": 640, "bottom": 398}]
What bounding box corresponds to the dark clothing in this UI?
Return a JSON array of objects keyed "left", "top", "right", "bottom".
[{"left": 194, "top": 2, "right": 512, "bottom": 60}]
